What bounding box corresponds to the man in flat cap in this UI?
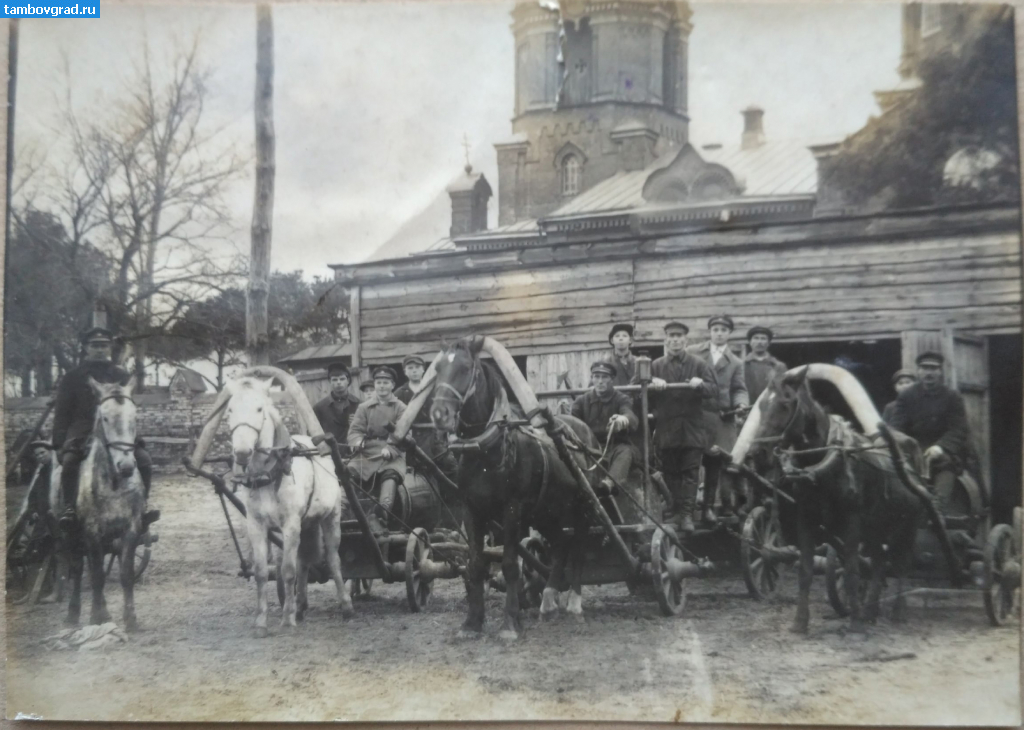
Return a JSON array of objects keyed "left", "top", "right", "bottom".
[
  {"left": 359, "top": 379, "right": 375, "bottom": 402},
  {"left": 688, "top": 316, "right": 749, "bottom": 523},
  {"left": 313, "top": 363, "right": 362, "bottom": 457},
  {"left": 394, "top": 355, "right": 427, "bottom": 404},
  {"left": 882, "top": 369, "right": 917, "bottom": 425},
  {"left": 53, "top": 326, "right": 156, "bottom": 533},
  {"left": 636, "top": 321, "right": 716, "bottom": 533},
  {"left": 889, "top": 352, "right": 974, "bottom": 516},
  {"left": 601, "top": 323, "right": 638, "bottom": 388},
  {"left": 744, "top": 326, "right": 787, "bottom": 405},
  {"left": 572, "top": 361, "right": 640, "bottom": 495},
  {"left": 348, "top": 365, "right": 407, "bottom": 533}
]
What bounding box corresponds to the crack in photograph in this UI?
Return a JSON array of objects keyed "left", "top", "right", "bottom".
[{"left": 2, "top": 0, "right": 1021, "bottom": 723}]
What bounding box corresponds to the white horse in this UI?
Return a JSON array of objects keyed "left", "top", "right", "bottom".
[
  {"left": 225, "top": 377, "right": 353, "bottom": 636},
  {"left": 67, "top": 379, "right": 146, "bottom": 630}
]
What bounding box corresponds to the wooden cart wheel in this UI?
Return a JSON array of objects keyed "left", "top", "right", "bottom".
[
  {"left": 405, "top": 528, "right": 433, "bottom": 612},
  {"left": 650, "top": 528, "right": 687, "bottom": 617},
  {"left": 825, "top": 544, "right": 871, "bottom": 618},
  {"left": 741, "top": 506, "right": 784, "bottom": 600},
  {"left": 984, "top": 522, "right": 1020, "bottom": 626},
  {"left": 518, "top": 535, "right": 550, "bottom": 609}
]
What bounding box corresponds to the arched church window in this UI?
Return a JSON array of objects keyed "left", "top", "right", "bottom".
[{"left": 562, "top": 155, "right": 581, "bottom": 197}]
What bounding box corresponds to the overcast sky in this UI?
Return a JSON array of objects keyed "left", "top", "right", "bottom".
[{"left": 16, "top": 1, "right": 902, "bottom": 278}]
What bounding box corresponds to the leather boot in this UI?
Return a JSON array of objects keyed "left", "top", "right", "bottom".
[
  {"left": 678, "top": 478, "right": 697, "bottom": 535},
  {"left": 377, "top": 478, "right": 397, "bottom": 528}
]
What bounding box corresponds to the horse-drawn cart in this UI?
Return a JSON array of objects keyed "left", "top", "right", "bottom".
[{"left": 183, "top": 366, "right": 469, "bottom": 615}]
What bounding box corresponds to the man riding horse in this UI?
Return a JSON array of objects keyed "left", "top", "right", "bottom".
[
  {"left": 888, "top": 351, "right": 981, "bottom": 516},
  {"left": 53, "top": 326, "right": 157, "bottom": 534}
]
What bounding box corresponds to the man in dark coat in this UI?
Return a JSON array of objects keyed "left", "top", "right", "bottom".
[
  {"left": 743, "top": 326, "right": 787, "bottom": 404},
  {"left": 889, "top": 352, "right": 973, "bottom": 515},
  {"left": 312, "top": 362, "right": 362, "bottom": 456},
  {"left": 53, "top": 327, "right": 155, "bottom": 531},
  {"left": 394, "top": 354, "right": 426, "bottom": 404},
  {"left": 882, "top": 369, "right": 917, "bottom": 424},
  {"left": 600, "top": 323, "right": 638, "bottom": 388},
  {"left": 688, "top": 315, "right": 749, "bottom": 523},
  {"left": 636, "top": 321, "right": 716, "bottom": 533},
  {"left": 572, "top": 361, "right": 639, "bottom": 493}
]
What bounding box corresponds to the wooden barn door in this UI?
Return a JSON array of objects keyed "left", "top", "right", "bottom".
[{"left": 901, "top": 329, "right": 991, "bottom": 488}]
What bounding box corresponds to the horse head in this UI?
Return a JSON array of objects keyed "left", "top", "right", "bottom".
[
  {"left": 750, "top": 366, "right": 813, "bottom": 463},
  {"left": 224, "top": 376, "right": 276, "bottom": 468},
  {"left": 89, "top": 377, "right": 138, "bottom": 481},
  {"left": 430, "top": 336, "right": 486, "bottom": 434}
]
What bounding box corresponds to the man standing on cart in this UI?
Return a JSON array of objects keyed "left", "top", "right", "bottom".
[
  {"left": 572, "top": 361, "right": 639, "bottom": 497},
  {"left": 348, "top": 365, "right": 407, "bottom": 534},
  {"left": 640, "top": 321, "right": 716, "bottom": 534},
  {"left": 688, "top": 315, "right": 749, "bottom": 524},
  {"left": 889, "top": 351, "right": 978, "bottom": 517},
  {"left": 312, "top": 362, "right": 362, "bottom": 457},
  {"left": 600, "top": 323, "right": 638, "bottom": 388}
]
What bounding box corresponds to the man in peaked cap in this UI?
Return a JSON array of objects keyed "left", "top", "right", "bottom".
[
  {"left": 601, "top": 323, "right": 637, "bottom": 388},
  {"left": 744, "top": 326, "right": 787, "bottom": 404},
  {"left": 889, "top": 351, "right": 976, "bottom": 516},
  {"left": 882, "top": 368, "right": 917, "bottom": 425},
  {"left": 572, "top": 361, "right": 640, "bottom": 495},
  {"left": 688, "top": 315, "right": 749, "bottom": 524},
  {"left": 313, "top": 362, "right": 362, "bottom": 456},
  {"left": 53, "top": 326, "right": 156, "bottom": 532},
  {"left": 348, "top": 365, "right": 407, "bottom": 534},
  {"left": 635, "top": 320, "right": 716, "bottom": 534}
]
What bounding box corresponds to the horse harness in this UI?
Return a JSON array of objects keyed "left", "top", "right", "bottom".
[
  {"left": 231, "top": 413, "right": 317, "bottom": 519},
  {"left": 93, "top": 392, "right": 139, "bottom": 492}
]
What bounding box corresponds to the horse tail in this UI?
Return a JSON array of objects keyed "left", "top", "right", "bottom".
[{"left": 299, "top": 523, "right": 324, "bottom": 567}]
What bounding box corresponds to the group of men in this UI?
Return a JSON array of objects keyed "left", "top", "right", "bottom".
[{"left": 567, "top": 319, "right": 978, "bottom": 535}]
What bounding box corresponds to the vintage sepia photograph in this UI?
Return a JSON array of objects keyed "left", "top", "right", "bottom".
[{"left": 2, "top": 0, "right": 1021, "bottom": 723}]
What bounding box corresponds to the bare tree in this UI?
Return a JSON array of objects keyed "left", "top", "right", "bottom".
[{"left": 42, "top": 37, "right": 248, "bottom": 389}]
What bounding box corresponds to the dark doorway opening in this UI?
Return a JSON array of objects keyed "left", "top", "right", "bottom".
[
  {"left": 989, "top": 334, "right": 1022, "bottom": 523},
  {"left": 768, "top": 339, "right": 902, "bottom": 422}
]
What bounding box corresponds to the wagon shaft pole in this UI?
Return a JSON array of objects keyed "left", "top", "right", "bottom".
[
  {"left": 876, "top": 423, "right": 963, "bottom": 587},
  {"left": 322, "top": 435, "right": 393, "bottom": 581},
  {"left": 543, "top": 411, "right": 640, "bottom": 575}
]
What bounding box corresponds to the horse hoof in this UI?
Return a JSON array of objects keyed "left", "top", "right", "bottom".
[
  {"left": 498, "top": 629, "right": 520, "bottom": 642},
  {"left": 64, "top": 616, "right": 80, "bottom": 629},
  {"left": 789, "top": 621, "right": 809, "bottom": 635},
  {"left": 91, "top": 611, "right": 112, "bottom": 625},
  {"left": 456, "top": 628, "right": 482, "bottom": 641},
  {"left": 125, "top": 618, "right": 139, "bottom": 633},
  {"left": 341, "top": 604, "right": 355, "bottom": 620},
  {"left": 254, "top": 626, "right": 269, "bottom": 639}
]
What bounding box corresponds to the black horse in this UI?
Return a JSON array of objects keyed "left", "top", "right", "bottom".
[
  {"left": 429, "top": 336, "right": 599, "bottom": 640},
  {"left": 750, "top": 367, "right": 922, "bottom": 634}
]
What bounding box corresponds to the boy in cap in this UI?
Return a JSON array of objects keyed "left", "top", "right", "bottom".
[
  {"left": 313, "top": 363, "right": 362, "bottom": 456},
  {"left": 688, "top": 315, "right": 749, "bottom": 523},
  {"left": 889, "top": 352, "right": 974, "bottom": 515},
  {"left": 394, "top": 355, "right": 427, "bottom": 404},
  {"left": 601, "top": 323, "right": 637, "bottom": 388},
  {"left": 53, "top": 326, "right": 156, "bottom": 533},
  {"left": 636, "top": 321, "right": 716, "bottom": 533},
  {"left": 744, "top": 326, "right": 787, "bottom": 404},
  {"left": 572, "top": 361, "right": 640, "bottom": 494},
  {"left": 359, "top": 379, "right": 375, "bottom": 402},
  {"left": 882, "top": 369, "right": 917, "bottom": 425},
  {"left": 348, "top": 366, "right": 407, "bottom": 533}
]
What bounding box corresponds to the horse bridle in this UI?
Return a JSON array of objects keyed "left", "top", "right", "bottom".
[
  {"left": 228, "top": 410, "right": 293, "bottom": 488},
  {"left": 94, "top": 393, "right": 138, "bottom": 490},
  {"left": 751, "top": 390, "right": 804, "bottom": 452},
  {"left": 432, "top": 355, "right": 485, "bottom": 429}
]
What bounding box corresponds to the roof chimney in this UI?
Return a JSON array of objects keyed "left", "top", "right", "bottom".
[
  {"left": 741, "top": 106, "right": 765, "bottom": 150},
  {"left": 447, "top": 165, "right": 493, "bottom": 238}
]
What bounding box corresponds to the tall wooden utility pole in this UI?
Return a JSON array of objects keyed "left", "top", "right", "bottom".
[
  {"left": 6, "top": 19, "right": 19, "bottom": 250},
  {"left": 247, "top": 4, "right": 275, "bottom": 366}
]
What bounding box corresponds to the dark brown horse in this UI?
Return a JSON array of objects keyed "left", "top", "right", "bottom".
[
  {"left": 750, "top": 367, "right": 922, "bottom": 634},
  {"left": 429, "top": 336, "right": 599, "bottom": 640}
]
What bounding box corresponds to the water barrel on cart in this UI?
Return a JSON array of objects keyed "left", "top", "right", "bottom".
[{"left": 396, "top": 470, "right": 441, "bottom": 532}]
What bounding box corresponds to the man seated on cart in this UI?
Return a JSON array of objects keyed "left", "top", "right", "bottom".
[
  {"left": 347, "top": 365, "right": 407, "bottom": 535},
  {"left": 889, "top": 351, "right": 982, "bottom": 518},
  {"left": 571, "top": 361, "right": 640, "bottom": 499}
]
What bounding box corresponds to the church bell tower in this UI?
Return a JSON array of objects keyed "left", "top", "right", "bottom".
[{"left": 495, "top": 0, "right": 693, "bottom": 225}]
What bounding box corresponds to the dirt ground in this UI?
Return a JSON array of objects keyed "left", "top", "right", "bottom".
[{"left": 4, "top": 472, "right": 1021, "bottom": 724}]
